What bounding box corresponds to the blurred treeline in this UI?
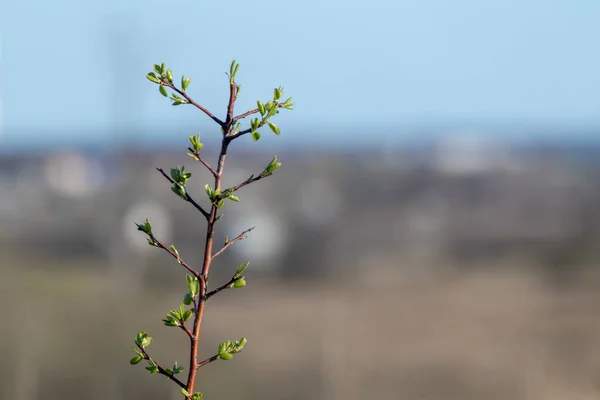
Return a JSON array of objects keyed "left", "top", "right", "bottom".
[{"left": 3, "top": 139, "right": 600, "bottom": 399}]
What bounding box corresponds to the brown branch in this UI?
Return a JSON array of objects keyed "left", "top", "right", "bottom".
[
  {"left": 145, "top": 233, "right": 200, "bottom": 278},
  {"left": 136, "top": 345, "right": 187, "bottom": 389},
  {"left": 229, "top": 104, "right": 289, "bottom": 139},
  {"left": 233, "top": 103, "right": 288, "bottom": 122},
  {"left": 156, "top": 168, "right": 210, "bottom": 219},
  {"left": 198, "top": 354, "right": 220, "bottom": 368},
  {"left": 212, "top": 227, "right": 255, "bottom": 259},
  {"left": 224, "top": 172, "right": 273, "bottom": 194},
  {"left": 163, "top": 81, "right": 224, "bottom": 127},
  {"left": 204, "top": 276, "right": 237, "bottom": 300},
  {"left": 176, "top": 71, "right": 264, "bottom": 399},
  {"left": 233, "top": 108, "right": 259, "bottom": 122},
  {"left": 225, "top": 78, "right": 237, "bottom": 125},
  {"left": 187, "top": 147, "right": 218, "bottom": 177},
  {"left": 185, "top": 132, "right": 232, "bottom": 395},
  {"left": 180, "top": 323, "right": 193, "bottom": 340}
]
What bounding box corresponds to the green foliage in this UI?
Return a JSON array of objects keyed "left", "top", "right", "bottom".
[{"left": 218, "top": 338, "right": 247, "bottom": 360}]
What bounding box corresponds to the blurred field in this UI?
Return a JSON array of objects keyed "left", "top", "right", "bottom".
[{"left": 4, "top": 260, "right": 600, "bottom": 400}]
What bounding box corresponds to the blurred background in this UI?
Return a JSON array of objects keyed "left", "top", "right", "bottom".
[{"left": 3, "top": 1, "right": 600, "bottom": 399}]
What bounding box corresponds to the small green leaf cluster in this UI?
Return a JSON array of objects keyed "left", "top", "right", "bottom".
[
  {"left": 188, "top": 133, "right": 203, "bottom": 156},
  {"left": 163, "top": 304, "right": 194, "bottom": 327},
  {"left": 227, "top": 60, "right": 241, "bottom": 83},
  {"left": 135, "top": 218, "right": 162, "bottom": 247},
  {"left": 171, "top": 166, "right": 192, "bottom": 185},
  {"left": 217, "top": 338, "right": 247, "bottom": 360},
  {"left": 146, "top": 62, "right": 190, "bottom": 106},
  {"left": 182, "top": 76, "right": 191, "bottom": 91},
  {"left": 135, "top": 332, "right": 153, "bottom": 349},
  {"left": 232, "top": 261, "right": 249, "bottom": 288},
  {"left": 183, "top": 274, "right": 200, "bottom": 305},
  {"left": 261, "top": 155, "right": 282, "bottom": 177},
  {"left": 180, "top": 389, "right": 203, "bottom": 400},
  {"left": 165, "top": 361, "right": 185, "bottom": 376},
  {"left": 170, "top": 166, "right": 192, "bottom": 199},
  {"left": 251, "top": 86, "right": 294, "bottom": 141},
  {"left": 135, "top": 218, "right": 153, "bottom": 235},
  {"left": 130, "top": 332, "right": 156, "bottom": 371},
  {"left": 145, "top": 359, "right": 159, "bottom": 374},
  {"left": 205, "top": 185, "right": 240, "bottom": 208}
]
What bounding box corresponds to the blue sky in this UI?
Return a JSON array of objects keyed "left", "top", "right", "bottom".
[{"left": 2, "top": 0, "right": 600, "bottom": 148}]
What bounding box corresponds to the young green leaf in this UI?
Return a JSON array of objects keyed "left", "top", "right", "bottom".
[
  {"left": 159, "top": 85, "right": 168, "bottom": 97},
  {"left": 171, "top": 183, "right": 186, "bottom": 198},
  {"left": 274, "top": 86, "right": 283, "bottom": 100},
  {"left": 182, "top": 77, "right": 191, "bottom": 90},
  {"left": 130, "top": 355, "right": 143, "bottom": 365},
  {"left": 233, "top": 277, "right": 246, "bottom": 288},
  {"left": 251, "top": 117, "right": 260, "bottom": 131},
  {"left": 235, "top": 261, "right": 250, "bottom": 276},
  {"left": 257, "top": 100, "right": 266, "bottom": 116},
  {"left": 267, "top": 122, "right": 280, "bottom": 135},
  {"left": 252, "top": 131, "right": 261, "bottom": 141},
  {"left": 229, "top": 59, "right": 236, "bottom": 77},
  {"left": 182, "top": 309, "right": 193, "bottom": 322},
  {"left": 146, "top": 73, "right": 160, "bottom": 84}
]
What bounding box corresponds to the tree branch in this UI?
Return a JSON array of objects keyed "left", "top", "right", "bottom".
[
  {"left": 156, "top": 168, "right": 210, "bottom": 219},
  {"left": 232, "top": 108, "right": 259, "bottom": 122},
  {"left": 204, "top": 276, "right": 237, "bottom": 300},
  {"left": 162, "top": 81, "right": 224, "bottom": 127},
  {"left": 186, "top": 129, "right": 232, "bottom": 394},
  {"left": 229, "top": 104, "right": 289, "bottom": 139},
  {"left": 225, "top": 78, "right": 237, "bottom": 125},
  {"left": 198, "top": 354, "right": 220, "bottom": 368},
  {"left": 212, "top": 227, "right": 255, "bottom": 259},
  {"left": 144, "top": 233, "right": 201, "bottom": 278},
  {"left": 180, "top": 323, "right": 193, "bottom": 340},
  {"left": 223, "top": 172, "right": 273, "bottom": 195},
  {"left": 136, "top": 345, "right": 187, "bottom": 390},
  {"left": 187, "top": 147, "right": 218, "bottom": 177}
]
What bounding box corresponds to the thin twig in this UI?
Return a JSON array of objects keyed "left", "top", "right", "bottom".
[
  {"left": 204, "top": 276, "right": 237, "bottom": 300},
  {"left": 212, "top": 227, "right": 255, "bottom": 259},
  {"left": 232, "top": 103, "right": 289, "bottom": 123},
  {"left": 232, "top": 108, "right": 259, "bottom": 122},
  {"left": 229, "top": 104, "right": 289, "bottom": 139},
  {"left": 225, "top": 78, "right": 236, "bottom": 125},
  {"left": 156, "top": 168, "right": 210, "bottom": 219},
  {"left": 136, "top": 345, "right": 187, "bottom": 389},
  {"left": 198, "top": 354, "right": 220, "bottom": 368},
  {"left": 180, "top": 324, "right": 193, "bottom": 340},
  {"left": 187, "top": 147, "right": 218, "bottom": 177},
  {"left": 228, "top": 127, "right": 252, "bottom": 140},
  {"left": 163, "top": 81, "right": 224, "bottom": 127},
  {"left": 224, "top": 172, "right": 273, "bottom": 194},
  {"left": 146, "top": 233, "right": 200, "bottom": 277}
]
